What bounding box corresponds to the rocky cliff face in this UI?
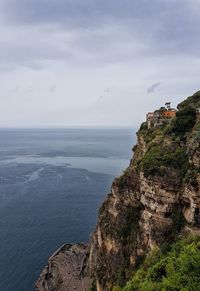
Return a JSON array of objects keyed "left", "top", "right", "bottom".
[
  {"left": 36, "top": 91, "right": 200, "bottom": 291},
  {"left": 88, "top": 91, "right": 200, "bottom": 290}
]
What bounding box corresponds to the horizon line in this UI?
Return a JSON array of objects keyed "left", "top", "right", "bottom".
[{"left": 0, "top": 124, "right": 138, "bottom": 129}]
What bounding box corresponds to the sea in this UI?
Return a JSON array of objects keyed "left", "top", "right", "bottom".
[{"left": 0, "top": 127, "right": 136, "bottom": 291}]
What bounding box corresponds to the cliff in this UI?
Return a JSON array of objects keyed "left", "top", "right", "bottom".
[
  {"left": 36, "top": 91, "right": 200, "bottom": 291},
  {"left": 88, "top": 91, "right": 200, "bottom": 290}
]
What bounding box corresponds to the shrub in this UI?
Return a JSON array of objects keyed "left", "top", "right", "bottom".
[
  {"left": 117, "top": 206, "right": 141, "bottom": 239},
  {"left": 194, "top": 128, "right": 200, "bottom": 143},
  {"left": 123, "top": 236, "right": 200, "bottom": 291},
  {"left": 177, "top": 91, "right": 200, "bottom": 111},
  {"left": 139, "top": 122, "right": 148, "bottom": 131},
  {"left": 170, "top": 106, "right": 196, "bottom": 137},
  {"left": 171, "top": 211, "right": 186, "bottom": 236},
  {"left": 112, "top": 285, "right": 123, "bottom": 291},
  {"left": 184, "top": 167, "right": 199, "bottom": 189},
  {"left": 87, "top": 287, "right": 96, "bottom": 291},
  {"left": 140, "top": 145, "right": 188, "bottom": 178}
]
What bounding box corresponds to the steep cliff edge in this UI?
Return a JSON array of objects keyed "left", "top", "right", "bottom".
[
  {"left": 36, "top": 91, "right": 200, "bottom": 291},
  {"left": 88, "top": 91, "right": 200, "bottom": 290}
]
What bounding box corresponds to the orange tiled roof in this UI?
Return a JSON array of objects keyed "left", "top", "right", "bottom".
[{"left": 162, "top": 111, "right": 176, "bottom": 118}]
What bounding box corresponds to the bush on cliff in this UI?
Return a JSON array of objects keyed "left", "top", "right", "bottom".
[
  {"left": 177, "top": 91, "right": 200, "bottom": 111},
  {"left": 166, "top": 91, "right": 200, "bottom": 137},
  {"left": 140, "top": 145, "right": 188, "bottom": 178},
  {"left": 169, "top": 106, "right": 197, "bottom": 137},
  {"left": 112, "top": 285, "right": 123, "bottom": 291},
  {"left": 123, "top": 236, "right": 200, "bottom": 291}
]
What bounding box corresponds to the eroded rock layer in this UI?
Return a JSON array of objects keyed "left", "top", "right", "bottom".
[
  {"left": 88, "top": 91, "right": 200, "bottom": 290},
  {"left": 36, "top": 91, "right": 200, "bottom": 291}
]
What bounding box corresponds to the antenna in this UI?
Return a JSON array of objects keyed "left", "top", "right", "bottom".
[{"left": 165, "top": 102, "right": 171, "bottom": 110}]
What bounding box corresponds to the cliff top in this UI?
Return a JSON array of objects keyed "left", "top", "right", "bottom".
[{"left": 130, "top": 91, "right": 200, "bottom": 182}]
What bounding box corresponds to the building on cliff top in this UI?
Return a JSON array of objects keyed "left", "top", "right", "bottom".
[{"left": 146, "top": 102, "right": 177, "bottom": 129}]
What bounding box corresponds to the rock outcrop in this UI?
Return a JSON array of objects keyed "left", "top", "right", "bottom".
[
  {"left": 35, "top": 244, "right": 92, "bottom": 291},
  {"left": 36, "top": 91, "right": 200, "bottom": 291}
]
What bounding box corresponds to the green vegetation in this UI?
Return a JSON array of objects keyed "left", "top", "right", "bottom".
[
  {"left": 194, "top": 128, "right": 200, "bottom": 143},
  {"left": 115, "top": 269, "right": 126, "bottom": 288},
  {"left": 169, "top": 106, "right": 197, "bottom": 137},
  {"left": 140, "top": 145, "right": 188, "bottom": 178},
  {"left": 117, "top": 169, "right": 132, "bottom": 189},
  {"left": 123, "top": 236, "right": 200, "bottom": 291},
  {"left": 171, "top": 211, "right": 186, "bottom": 236},
  {"left": 167, "top": 91, "right": 200, "bottom": 138},
  {"left": 140, "top": 126, "right": 164, "bottom": 144},
  {"left": 184, "top": 166, "right": 199, "bottom": 189},
  {"left": 117, "top": 206, "right": 141, "bottom": 239},
  {"left": 177, "top": 91, "right": 200, "bottom": 111},
  {"left": 87, "top": 281, "right": 96, "bottom": 291},
  {"left": 138, "top": 92, "right": 200, "bottom": 178},
  {"left": 112, "top": 286, "right": 123, "bottom": 291},
  {"left": 137, "top": 92, "right": 200, "bottom": 179},
  {"left": 139, "top": 122, "right": 148, "bottom": 131},
  {"left": 192, "top": 123, "right": 200, "bottom": 143}
]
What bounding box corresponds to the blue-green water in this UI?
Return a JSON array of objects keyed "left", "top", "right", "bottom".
[{"left": 0, "top": 128, "right": 135, "bottom": 291}]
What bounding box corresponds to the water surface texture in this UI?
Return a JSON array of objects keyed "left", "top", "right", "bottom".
[{"left": 0, "top": 128, "right": 135, "bottom": 291}]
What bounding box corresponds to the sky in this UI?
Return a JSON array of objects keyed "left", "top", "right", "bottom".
[{"left": 0, "top": 0, "right": 200, "bottom": 127}]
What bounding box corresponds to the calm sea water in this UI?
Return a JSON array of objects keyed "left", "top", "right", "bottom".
[{"left": 0, "top": 127, "right": 135, "bottom": 291}]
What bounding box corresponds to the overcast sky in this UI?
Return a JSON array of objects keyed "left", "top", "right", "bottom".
[{"left": 0, "top": 0, "right": 200, "bottom": 127}]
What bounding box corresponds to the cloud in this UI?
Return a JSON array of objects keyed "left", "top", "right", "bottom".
[
  {"left": 147, "top": 82, "right": 161, "bottom": 94},
  {"left": 104, "top": 88, "right": 111, "bottom": 94},
  {"left": 10, "top": 86, "right": 19, "bottom": 93},
  {"left": 0, "top": 0, "right": 200, "bottom": 71},
  {"left": 0, "top": 0, "right": 200, "bottom": 126},
  {"left": 50, "top": 85, "right": 56, "bottom": 93},
  {"left": 27, "top": 86, "right": 33, "bottom": 93}
]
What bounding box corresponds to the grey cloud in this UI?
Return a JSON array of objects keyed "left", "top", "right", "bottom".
[
  {"left": 147, "top": 83, "right": 161, "bottom": 94},
  {"left": 27, "top": 86, "right": 33, "bottom": 93},
  {"left": 104, "top": 88, "right": 111, "bottom": 94},
  {"left": 0, "top": 0, "right": 200, "bottom": 72},
  {"left": 2, "top": 0, "right": 200, "bottom": 40},
  {"left": 1, "top": 0, "right": 165, "bottom": 26},
  {"left": 50, "top": 86, "right": 56, "bottom": 93},
  {"left": 10, "top": 86, "right": 19, "bottom": 93},
  {"left": 0, "top": 0, "right": 200, "bottom": 126},
  {"left": 2, "top": 0, "right": 200, "bottom": 51},
  {"left": 0, "top": 22, "right": 149, "bottom": 71},
  {"left": 0, "top": 25, "right": 76, "bottom": 70}
]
